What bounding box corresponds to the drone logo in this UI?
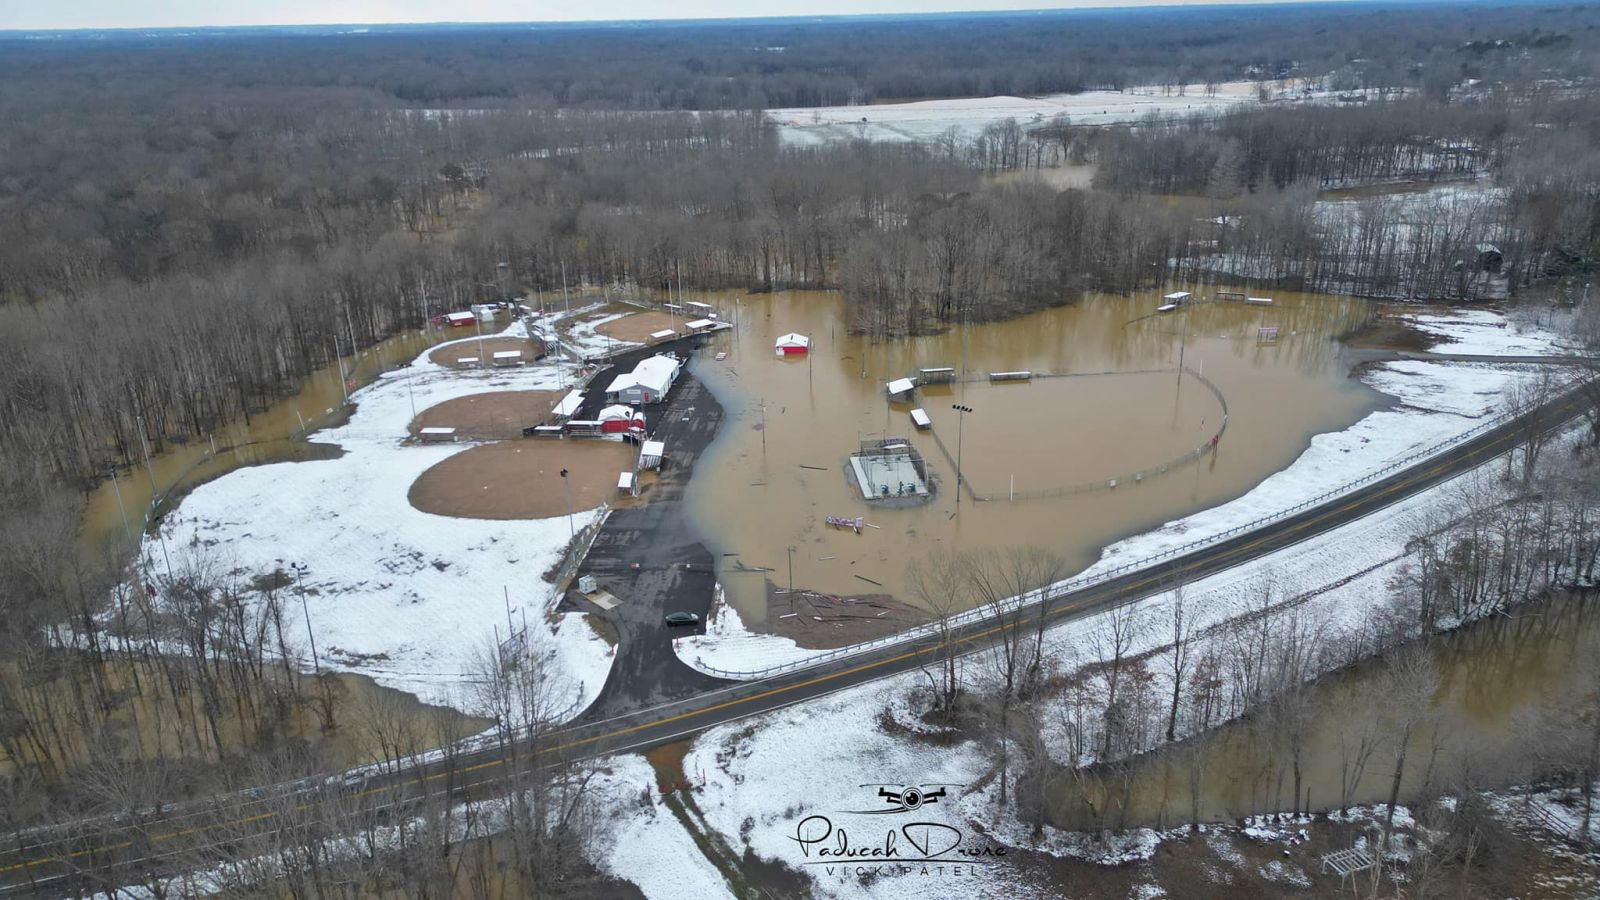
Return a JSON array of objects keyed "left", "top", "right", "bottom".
[{"left": 853, "top": 783, "right": 961, "bottom": 814}]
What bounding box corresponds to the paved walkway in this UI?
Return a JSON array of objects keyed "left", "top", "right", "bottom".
[{"left": 571, "top": 367, "right": 730, "bottom": 718}]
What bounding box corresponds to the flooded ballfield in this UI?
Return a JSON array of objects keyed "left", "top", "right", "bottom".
[{"left": 684, "top": 289, "right": 1379, "bottom": 624}]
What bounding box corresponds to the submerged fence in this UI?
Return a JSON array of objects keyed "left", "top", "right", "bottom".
[
  {"left": 692, "top": 377, "right": 1590, "bottom": 681},
  {"left": 924, "top": 365, "right": 1229, "bottom": 502}
]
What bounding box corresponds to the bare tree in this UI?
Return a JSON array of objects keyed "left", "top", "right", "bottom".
[
  {"left": 1163, "top": 580, "right": 1192, "bottom": 744},
  {"left": 908, "top": 550, "right": 970, "bottom": 717},
  {"left": 1090, "top": 602, "right": 1146, "bottom": 762}
]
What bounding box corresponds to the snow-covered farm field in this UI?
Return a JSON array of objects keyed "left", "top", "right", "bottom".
[
  {"left": 768, "top": 82, "right": 1257, "bottom": 147},
  {"left": 141, "top": 318, "right": 614, "bottom": 712}
]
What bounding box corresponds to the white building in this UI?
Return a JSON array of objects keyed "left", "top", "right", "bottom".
[{"left": 604, "top": 354, "right": 681, "bottom": 405}]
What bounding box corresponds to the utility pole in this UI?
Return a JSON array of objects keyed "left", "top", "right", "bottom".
[
  {"left": 561, "top": 260, "right": 571, "bottom": 314},
  {"left": 293, "top": 563, "right": 320, "bottom": 675},
  {"left": 1176, "top": 310, "right": 1187, "bottom": 386},
  {"left": 787, "top": 545, "right": 795, "bottom": 594},
  {"left": 333, "top": 334, "right": 349, "bottom": 404},
  {"left": 135, "top": 415, "right": 174, "bottom": 579},
  {"left": 107, "top": 465, "right": 136, "bottom": 556},
  {"left": 952, "top": 404, "right": 973, "bottom": 511}
]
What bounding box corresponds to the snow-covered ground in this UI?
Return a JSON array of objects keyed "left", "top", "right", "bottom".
[
  {"left": 676, "top": 309, "right": 1573, "bottom": 677},
  {"left": 556, "top": 304, "right": 645, "bottom": 359},
  {"left": 672, "top": 687, "right": 1055, "bottom": 900},
  {"left": 1402, "top": 307, "right": 1578, "bottom": 357},
  {"left": 590, "top": 755, "right": 738, "bottom": 900},
  {"left": 140, "top": 318, "right": 614, "bottom": 713},
  {"left": 769, "top": 82, "right": 1256, "bottom": 147}
]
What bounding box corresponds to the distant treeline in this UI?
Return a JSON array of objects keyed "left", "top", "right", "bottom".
[
  {"left": 3, "top": 3, "right": 1600, "bottom": 827},
  {"left": 3, "top": 2, "right": 1600, "bottom": 110}
]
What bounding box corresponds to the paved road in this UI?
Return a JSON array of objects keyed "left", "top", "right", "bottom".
[
  {"left": 2, "top": 372, "right": 1592, "bottom": 897},
  {"left": 573, "top": 369, "right": 730, "bottom": 715}
]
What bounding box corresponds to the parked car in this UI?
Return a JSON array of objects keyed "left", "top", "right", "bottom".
[{"left": 664, "top": 611, "right": 700, "bottom": 627}]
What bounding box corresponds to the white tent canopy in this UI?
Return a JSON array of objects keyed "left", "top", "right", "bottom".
[{"left": 597, "top": 404, "right": 639, "bottom": 422}]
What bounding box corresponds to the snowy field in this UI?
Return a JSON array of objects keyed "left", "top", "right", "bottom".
[
  {"left": 1402, "top": 307, "right": 1578, "bottom": 357},
  {"left": 768, "top": 82, "right": 1256, "bottom": 147},
  {"left": 140, "top": 318, "right": 614, "bottom": 712},
  {"left": 554, "top": 303, "right": 645, "bottom": 359},
  {"left": 675, "top": 309, "right": 1573, "bottom": 676}
]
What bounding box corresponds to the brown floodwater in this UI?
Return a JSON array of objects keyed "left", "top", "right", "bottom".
[
  {"left": 79, "top": 325, "right": 464, "bottom": 564},
  {"left": 683, "top": 289, "right": 1379, "bottom": 623},
  {"left": 1053, "top": 593, "right": 1600, "bottom": 830}
]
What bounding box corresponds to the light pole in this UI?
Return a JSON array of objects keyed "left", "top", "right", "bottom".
[
  {"left": 107, "top": 465, "right": 136, "bottom": 557},
  {"left": 292, "top": 562, "right": 320, "bottom": 676},
  {"left": 952, "top": 404, "right": 973, "bottom": 511},
  {"left": 134, "top": 417, "right": 175, "bottom": 579},
  {"left": 560, "top": 469, "right": 574, "bottom": 538},
  {"left": 787, "top": 545, "right": 795, "bottom": 594}
]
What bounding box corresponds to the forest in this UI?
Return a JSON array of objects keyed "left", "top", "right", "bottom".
[{"left": 2, "top": 3, "right": 1600, "bottom": 888}]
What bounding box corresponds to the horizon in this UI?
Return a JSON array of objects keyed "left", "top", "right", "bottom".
[{"left": 2, "top": 0, "right": 1387, "bottom": 35}]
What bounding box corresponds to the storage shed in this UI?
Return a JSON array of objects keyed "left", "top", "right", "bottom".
[
  {"left": 639, "top": 440, "right": 666, "bottom": 470},
  {"left": 444, "top": 311, "right": 476, "bottom": 327},
  {"left": 886, "top": 377, "right": 916, "bottom": 398},
  {"left": 775, "top": 333, "right": 810, "bottom": 356},
  {"left": 910, "top": 408, "right": 932, "bottom": 430}
]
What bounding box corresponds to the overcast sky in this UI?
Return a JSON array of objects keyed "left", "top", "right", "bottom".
[{"left": 4, "top": 0, "right": 1349, "bottom": 31}]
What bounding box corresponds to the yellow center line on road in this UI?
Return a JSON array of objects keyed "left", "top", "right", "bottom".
[{"left": 0, "top": 430, "right": 1500, "bottom": 880}]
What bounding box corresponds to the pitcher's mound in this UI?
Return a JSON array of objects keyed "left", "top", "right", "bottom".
[{"left": 409, "top": 440, "right": 637, "bottom": 519}]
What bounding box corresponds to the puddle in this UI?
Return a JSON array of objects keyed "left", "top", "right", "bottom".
[{"left": 683, "top": 289, "right": 1379, "bottom": 623}]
